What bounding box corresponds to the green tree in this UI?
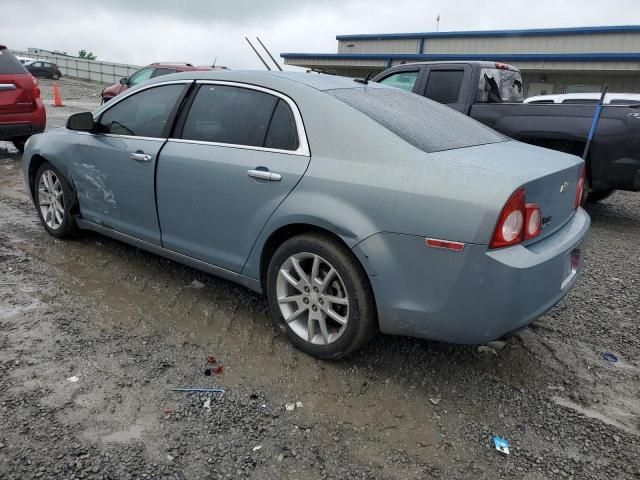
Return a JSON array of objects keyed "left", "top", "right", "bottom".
[{"left": 78, "top": 50, "right": 97, "bottom": 60}]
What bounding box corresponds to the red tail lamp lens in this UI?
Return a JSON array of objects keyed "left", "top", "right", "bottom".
[
  {"left": 490, "top": 188, "right": 525, "bottom": 249},
  {"left": 575, "top": 165, "right": 586, "bottom": 209},
  {"left": 524, "top": 203, "right": 541, "bottom": 240}
]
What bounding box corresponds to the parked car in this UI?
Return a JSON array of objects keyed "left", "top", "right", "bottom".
[
  {"left": 17, "top": 56, "right": 36, "bottom": 65},
  {"left": 525, "top": 92, "right": 640, "bottom": 105},
  {"left": 374, "top": 61, "right": 640, "bottom": 202},
  {"left": 25, "top": 60, "right": 62, "bottom": 80},
  {"left": 100, "top": 62, "right": 215, "bottom": 103},
  {"left": 0, "top": 45, "right": 45, "bottom": 152},
  {"left": 22, "top": 71, "right": 590, "bottom": 359}
]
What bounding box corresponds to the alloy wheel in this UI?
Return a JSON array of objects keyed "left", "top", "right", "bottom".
[
  {"left": 276, "top": 252, "right": 349, "bottom": 345},
  {"left": 38, "top": 170, "right": 65, "bottom": 230}
]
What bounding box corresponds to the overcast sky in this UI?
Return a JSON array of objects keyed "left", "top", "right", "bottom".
[{"left": 4, "top": 0, "right": 639, "bottom": 70}]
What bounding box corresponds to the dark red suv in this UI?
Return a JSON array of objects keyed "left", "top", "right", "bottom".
[
  {"left": 0, "top": 45, "right": 45, "bottom": 152},
  {"left": 101, "top": 62, "right": 219, "bottom": 103}
]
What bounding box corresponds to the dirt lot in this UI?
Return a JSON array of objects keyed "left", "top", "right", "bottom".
[{"left": 0, "top": 78, "right": 639, "bottom": 479}]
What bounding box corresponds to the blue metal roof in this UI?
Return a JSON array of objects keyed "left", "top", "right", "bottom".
[
  {"left": 280, "top": 52, "right": 640, "bottom": 62},
  {"left": 335, "top": 25, "right": 640, "bottom": 41}
]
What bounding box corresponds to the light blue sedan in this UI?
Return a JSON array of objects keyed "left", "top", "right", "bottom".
[{"left": 22, "top": 71, "right": 590, "bottom": 359}]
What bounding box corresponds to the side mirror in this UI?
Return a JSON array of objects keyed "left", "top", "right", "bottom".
[
  {"left": 119, "top": 77, "right": 128, "bottom": 85},
  {"left": 66, "top": 112, "right": 95, "bottom": 132}
]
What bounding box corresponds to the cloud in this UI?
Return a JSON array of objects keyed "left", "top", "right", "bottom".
[{"left": 3, "top": 0, "right": 639, "bottom": 71}]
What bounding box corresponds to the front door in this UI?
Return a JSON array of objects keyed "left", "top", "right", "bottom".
[
  {"left": 156, "top": 82, "right": 310, "bottom": 272},
  {"left": 71, "top": 82, "right": 189, "bottom": 245}
]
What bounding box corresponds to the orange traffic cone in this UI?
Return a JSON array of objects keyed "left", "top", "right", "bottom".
[{"left": 52, "top": 82, "right": 64, "bottom": 107}]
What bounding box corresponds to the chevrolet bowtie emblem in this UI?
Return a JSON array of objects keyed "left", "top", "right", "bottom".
[{"left": 560, "top": 181, "right": 570, "bottom": 193}]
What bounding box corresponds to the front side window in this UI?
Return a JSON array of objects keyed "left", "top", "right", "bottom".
[
  {"left": 379, "top": 71, "right": 419, "bottom": 92},
  {"left": 181, "top": 85, "right": 299, "bottom": 150},
  {"left": 98, "top": 84, "right": 184, "bottom": 138},
  {"left": 128, "top": 67, "right": 154, "bottom": 86},
  {"left": 424, "top": 70, "right": 464, "bottom": 104}
]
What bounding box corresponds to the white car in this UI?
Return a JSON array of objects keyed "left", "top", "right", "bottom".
[
  {"left": 16, "top": 56, "right": 36, "bottom": 65},
  {"left": 525, "top": 92, "right": 640, "bottom": 105}
]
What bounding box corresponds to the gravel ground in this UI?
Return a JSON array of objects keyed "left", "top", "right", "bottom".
[{"left": 0, "top": 78, "right": 639, "bottom": 479}]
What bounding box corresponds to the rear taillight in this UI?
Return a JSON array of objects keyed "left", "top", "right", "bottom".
[
  {"left": 524, "top": 203, "right": 541, "bottom": 240},
  {"left": 490, "top": 188, "right": 525, "bottom": 248},
  {"left": 575, "top": 165, "right": 586, "bottom": 209},
  {"left": 490, "top": 188, "right": 542, "bottom": 249},
  {"left": 31, "top": 75, "right": 40, "bottom": 99}
]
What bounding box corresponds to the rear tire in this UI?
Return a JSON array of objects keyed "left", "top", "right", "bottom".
[
  {"left": 266, "top": 233, "right": 377, "bottom": 359},
  {"left": 587, "top": 189, "right": 615, "bottom": 203},
  {"left": 12, "top": 137, "right": 28, "bottom": 153},
  {"left": 34, "top": 162, "right": 77, "bottom": 238}
]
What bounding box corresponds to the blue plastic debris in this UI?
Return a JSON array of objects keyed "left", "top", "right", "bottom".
[
  {"left": 492, "top": 435, "right": 510, "bottom": 455},
  {"left": 172, "top": 387, "right": 225, "bottom": 393},
  {"left": 602, "top": 352, "right": 618, "bottom": 363}
]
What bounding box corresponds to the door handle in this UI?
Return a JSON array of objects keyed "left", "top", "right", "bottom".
[
  {"left": 130, "top": 152, "right": 152, "bottom": 162},
  {"left": 247, "top": 169, "right": 282, "bottom": 182}
]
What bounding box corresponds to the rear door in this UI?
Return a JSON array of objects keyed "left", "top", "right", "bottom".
[
  {"left": 418, "top": 64, "right": 471, "bottom": 113},
  {"left": 156, "top": 81, "right": 310, "bottom": 272},
  {"left": 0, "top": 47, "right": 33, "bottom": 118},
  {"left": 70, "top": 82, "right": 190, "bottom": 245}
]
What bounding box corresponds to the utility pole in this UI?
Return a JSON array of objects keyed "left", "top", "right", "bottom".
[{"left": 436, "top": 14, "right": 440, "bottom": 32}]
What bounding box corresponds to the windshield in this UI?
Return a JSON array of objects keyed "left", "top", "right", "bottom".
[
  {"left": 328, "top": 87, "right": 506, "bottom": 153},
  {"left": 477, "top": 68, "right": 524, "bottom": 103}
]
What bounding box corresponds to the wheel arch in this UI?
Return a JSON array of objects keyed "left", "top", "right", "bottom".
[
  {"left": 256, "top": 222, "right": 375, "bottom": 297},
  {"left": 28, "top": 154, "right": 79, "bottom": 215}
]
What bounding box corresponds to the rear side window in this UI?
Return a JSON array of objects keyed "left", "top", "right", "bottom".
[
  {"left": 152, "top": 68, "right": 178, "bottom": 77},
  {"left": 610, "top": 99, "right": 640, "bottom": 105},
  {"left": 98, "top": 84, "right": 184, "bottom": 138},
  {"left": 182, "top": 85, "right": 298, "bottom": 150},
  {"left": 424, "top": 70, "right": 464, "bottom": 104},
  {"left": 379, "top": 71, "right": 419, "bottom": 92},
  {"left": 0, "top": 48, "right": 27, "bottom": 75},
  {"left": 264, "top": 100, "right": 299, "bottom": 150},
  {"left": 328, "top": 87, "right": 505, "bottom": 153}
]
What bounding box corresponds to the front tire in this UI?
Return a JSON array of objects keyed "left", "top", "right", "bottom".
[
  {"left": 34, "top": 162, "right": 77, "bottom": 238},
  {"left": 266, "top": 233, "right": 377, "bottom": 359}
]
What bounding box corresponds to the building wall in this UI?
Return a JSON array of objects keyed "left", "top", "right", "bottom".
[{"left": 338, "top": 38, "right": 421, "bottom": 54}]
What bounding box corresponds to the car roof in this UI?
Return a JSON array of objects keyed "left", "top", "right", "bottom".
[
  {"left": 525, "top": 92, "right": 640, "bottom": 104},
  {"left": 384, "top": 60, "right": 520, "bottom": 71},
  {"left": 140, "top": 70, "right": 390, "bottom": 92},
  {"left": 150, "top": 62, "right": 214, "bottom": 71}
]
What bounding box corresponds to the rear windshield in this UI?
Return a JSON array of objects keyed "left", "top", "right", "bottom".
[
  {"left": 328, "top": 87, "right": 505, "bottom": 153},
  {"left": 0, "top": 48, "right": 27, "bottom": 75},
  {"left": 477, "top": 68, "right": 524, "bottom": 103}
]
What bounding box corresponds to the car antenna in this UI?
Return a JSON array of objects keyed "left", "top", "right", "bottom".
[
  {"left": 212, "top": 56, "right": 217, "bottom": 68},
  {"left": 256, "top": 37, "right": 283, "bottom": 71},
  {"left": 354, "top": 71, "right": 373, "bottom": 84},
  {"left": 245, "top": 37, "right": 271, "bottom": 71}
]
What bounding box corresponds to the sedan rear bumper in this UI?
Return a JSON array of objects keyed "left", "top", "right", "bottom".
[{"left": 352, "top": 208, "right": 590, "bottom": 344}]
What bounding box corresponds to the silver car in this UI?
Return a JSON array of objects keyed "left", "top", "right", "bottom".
[{"left": 22, "top": 71, "right": 590, "bottom": 359}]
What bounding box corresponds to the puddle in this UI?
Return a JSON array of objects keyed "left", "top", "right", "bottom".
[{"left": 100, "top": 424, "right": 145, "bottom": 443}]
